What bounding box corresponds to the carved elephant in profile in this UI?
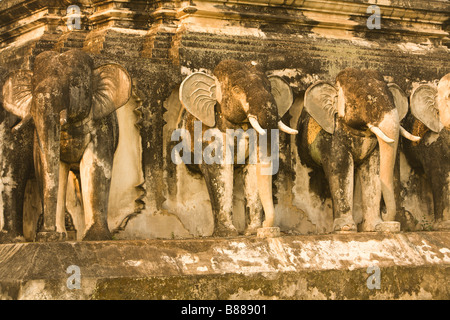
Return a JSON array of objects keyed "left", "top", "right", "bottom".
[
  {"left": 2, "top": 49, "right": 132, "bottom": 241},
  {"left": 176, "top": 60, "right": 297, "bottom": 236},
  {"left": 0, "top": 67, "right": 34, "bottom": 243},
  {"left": 401, "top": 73, "right": 450, "bottom": 230},
  {"left": 298, "top": 68, "right": 420, "bottom": 232}
]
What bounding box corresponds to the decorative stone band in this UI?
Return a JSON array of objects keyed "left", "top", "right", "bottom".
[
  {"left": 0, "top": 231, "right": 449, "bottom": 299},
  {"left": 0, "top": 0, "right": 448, "bottom": 48}
]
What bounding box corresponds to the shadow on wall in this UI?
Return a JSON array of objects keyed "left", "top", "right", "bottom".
[
  {"left": 290, "top": 95, "right": 333, "bottom": 234},
  {"left": 163, "top": 88, "right": 214, "bottom": 237},
  {"left": 108, "top": 91, "right": 145, "bottom": 233},
  {"left": 398, "top": 152, "right": 435, "bottom": 231},
  {"left": 107, "top": 90, "right": 192, "bottom": 240}
]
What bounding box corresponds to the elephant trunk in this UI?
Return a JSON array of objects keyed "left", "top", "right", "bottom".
[
  {"left": 246, "top": 109, "right": 297, "bottom": 228},
  {"left": 371, "top": 109, "right": 399, "bottom": 221},
  {"left": 246, "top": 113, "right": 274, "bottom": 226},
  {"left": 32, "top": 92, "right": 64, "bottom": 240}
]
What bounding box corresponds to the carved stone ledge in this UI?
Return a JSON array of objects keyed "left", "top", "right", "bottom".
[
  {"left": 0, "top": 0, "right": 448, "bottom": 50},
  {"left": 257, "top": 226, "right": 281, "bottom": 238},
  {"left": 1, "top": 231, "right": 449, "bottom": 299},
  {"left": 174, "top": 0, "right": 449, "bottom": 39},
  {"left": 375, "top": 221, "right": 401, "bottom": 233}
]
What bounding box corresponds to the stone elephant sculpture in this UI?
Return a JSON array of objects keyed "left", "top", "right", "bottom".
[
  {"left": 0, "top": 67, "right": 34, "bottom": 243},
  {"left": 298, "top": 68, "right": 420, "bottom": 232},
  {"left": 2, "top": 49, "right": 132, "bottom": 241},
  {"left": 176, "top": 60, "right": 297, "bottom": 237},
  {"left": 402, "top": 73, "right": 450, "bottom": 230}
]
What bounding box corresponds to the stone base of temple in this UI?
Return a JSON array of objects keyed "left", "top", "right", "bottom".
[{"left": 0, "top": 231, "right": 448, "bottom": 300}]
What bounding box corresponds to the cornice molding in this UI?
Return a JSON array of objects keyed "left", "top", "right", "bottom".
[{"left": 0, "top": 0, "right": 448, "bottom": 49}]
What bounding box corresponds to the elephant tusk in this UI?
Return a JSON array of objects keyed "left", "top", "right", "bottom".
[
  {"left": 400, "top": 126, "right": 421, "bottom": 142},
  {"left": 367, "top": 124, "right": 395, "bottom": 144},
  {"left": 11, "top": 114, "right": 32, "bottom": 132},
  {"left": 60, "top": 109, "right": 68, "bottom": 126},
  {"left": 248, "top": 115, "right": 266, "bottom": 135},
  {"left": 278, "top": 120, "right": 298, "bottom": 135}
]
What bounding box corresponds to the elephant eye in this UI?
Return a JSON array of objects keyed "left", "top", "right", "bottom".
[{"left": 232, "top": 86, "right": 243, "bottom": 94}]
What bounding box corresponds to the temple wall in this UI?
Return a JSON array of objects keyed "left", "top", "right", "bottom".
[{"left": 0, "top": 0, "right": 449, "bottom": 239}]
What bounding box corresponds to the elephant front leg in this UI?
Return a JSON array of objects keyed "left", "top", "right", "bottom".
[
  {"left": 430, "top": 169, "right": 450, "bottom": 230},
  {"left": 200, "top": 163, "right": 238, "bottom": 237},
  {"left": 322, "top": 146, "right": 356, "bottom": 233},
  {"left": 80, "top": 140, "right": 113, "bottom": 241},
  {"left": 0, "top": 178, "right": 28, "bottom": 243},
  {"left": 0, "top": 149, "right": 31, "bottom": 243},
  {"left": 243, "top": 164, "right": 262, "bottom": 235}
]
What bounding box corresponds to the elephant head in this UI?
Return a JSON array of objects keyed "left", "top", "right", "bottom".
[
  {"left": 304, "top": 68, "right": 419, "bottom": 223},
  {"left": 179, "top": 60, "right": 297, "bottom": 234},
  {"left": 180, "top": 60, "right": 297, "bottom": 135},
  {"left": 410, "top": 73, "right": 450, "bottom": 133},
  {"left": 3, "top": 50, "right": 131, "bottom": 131},
  {"left": 2, "top": 49, "right": 132, "bottom": 241}
]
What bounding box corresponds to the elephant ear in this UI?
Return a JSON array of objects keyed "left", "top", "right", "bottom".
[
  {"left": 2, "top": 70, "right": 33, "bottom": 119},
  {"left": 410, "top": 84, "right": 440, "bottom": 133},
  {"left": 179, "top": 72, "right": 217, "bottom": 127},
  {"left": 387, "top": 83, "right": 408, "bottom": 121},
  {"left": 268, "top": 75, "right": 293, "bottom": 117},
  {"left": 92, "top": 64, "right": 132, "bottom": 120},
  {"left": 304, "top": 81, "right": 338, "bottom": 134}
]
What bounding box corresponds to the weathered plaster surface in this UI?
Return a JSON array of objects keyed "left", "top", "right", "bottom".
[{"left": 0, "top": 232, "right": 448, "bottom": 299}]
